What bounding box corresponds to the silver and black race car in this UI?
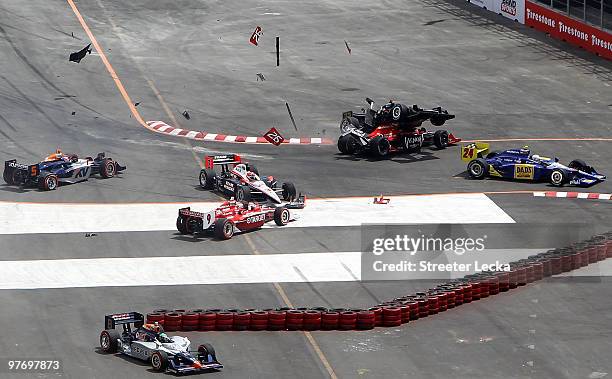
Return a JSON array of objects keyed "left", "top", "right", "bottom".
[
  {"left": 198, "top": 154, "right": 298, "bottom": 204},
  {"left": 3, "top": 150, "right": 125, "bottom": 190},
  {"left": 99, "top": 312, "right": 222, "bottom": 374}
]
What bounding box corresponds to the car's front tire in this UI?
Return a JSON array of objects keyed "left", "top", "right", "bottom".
[
  {"left": 100, "top": 158, "right": 116, "bottom": 178},
  {"left": 235, "top": 185, "right": 251, "bottom": 202},
  {"left": 467, "top": 159, "right": 488, "bottom": 179},
  {"left": 150, "top": 351, "right": 169, "bottom": 372},
  {"left": 433, "top": 130, "right": 449, "bottom": 149},
  {"left": 198, "top": 343, "right": 218, "bottom": 363},
  {"left": 370, "top": 136, "right": 390, "bottom": 158},
  {"left": 274, "top": 207, "right": 290, "bottom": 226},
  {"left": 549, "top": 169, "right": 566, "bottom": 186}
]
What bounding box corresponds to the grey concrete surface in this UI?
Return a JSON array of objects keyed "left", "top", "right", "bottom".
[{"left": 0, "top": 0, "right": 611, "bottom": 378}]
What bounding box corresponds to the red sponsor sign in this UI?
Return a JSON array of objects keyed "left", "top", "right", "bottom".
[
  {"left": 263, "top": 127, "right": 285, "bottom": 146},
  {"left": 525, "top": 1, "right": 612, "bottom": 60},
  {"left": 250, "top": 26, "right": 263, "bottom": 46}
]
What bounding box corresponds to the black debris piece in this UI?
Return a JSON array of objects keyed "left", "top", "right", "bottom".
[
  {"left": 71, "top": 111, "right": 76, "bottom": 115},
  {"left": 71, "top": 32, "right": 75, "bottom": 38},
  {"left": 182, "top": 110, "right": 191, "bottom": 120},
  {"left": 276, "top": 36, "right": 280, "bottom": 66},
  {"left": 344, "top": 40, "right": 351, "bottom": 54},
  {"left": 85, "top": 233, "right": 97, "bottom": 237},
  {"left": 256, "top": 73, "right": 266, "bottom": 81},
  {"left": 134, "top": 102, "right": 140, "bottom": 106},
  {"left": 69, "top": 43, "right": 92, "bottom": 63},
  {"left": 423, "top": 19, "right": 446, "bottom": 26},
  {"left": 285, "top": 102, "right": 298, "bottom": 131}
]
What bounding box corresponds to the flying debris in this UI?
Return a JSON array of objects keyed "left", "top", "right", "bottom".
[
  {"left": 285, "top": 102, "right": 297, "bottom": 131},
  {"left": 134, "top": 102, "right": 140, "bottom": 107},
  {"left": 344, "top": 40, "right": 352, "bottom": 54},
  {"left": 182, "top": 110, "right": 191, "bottom": 120},
  {"left": 424, "top": 19, "right": 446, "bottom": 26},
  {"left": 256, "top": 73, "right": 266, "bottom": 81},
  {"left": 250, "top": 26, "right": 263, "bottom": 46},
  {"left": 69, "top": 43, "right": 92, "bottom": 63}
]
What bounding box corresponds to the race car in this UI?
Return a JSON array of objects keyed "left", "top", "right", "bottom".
[
  {"left": 462, "top": 142, "right": 606, "bottom": 187},
  {"left": 99, "top": 312, "right": 222, "bottom": 374},
  {"left": 177, "top": 198, "right": 302, "bottom": 239},
  {"left": 337, "top": 98, "right": 459, "bottom": 157},
  {"left": 3, "top": 150, "right": 125, "bottom": 190},
  {"left": 198, "top": 155, "right": 297, "bottom": 204}
]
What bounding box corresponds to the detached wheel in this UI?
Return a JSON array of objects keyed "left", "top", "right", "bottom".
[
  {"left": 549, "top": 169, "right": 566, "bottom": 187},
  {"left": 214, "top": 218, "right": 234, "bottom": 240},
  {"left": 433, "top": 130, "right": 449, "bottom": 149},
  {"left": 282, "top": 182, "right": 297, "bottom": 201},
  {"left": 340, "top": 116, "right": 360, "bottom": 133},
  {"left": 370, "top": 136, "right": 390, "bottom": 158},
  {"left": 568, "top": 159, "right": 587, "bottom": 170},
  {"left": 199, "top": 168, "right": 216, "bottom": 189},
  {"left": 39, "top": 174, "right": 59, "bottom": 190},
  {"left": 99, "top": 329, "right": 119, "bottom": 353},
  {"left": 3, "top": 170, "right": 13, "bottom": 185},
  {"left": 274, "top": 207, "right": 290, "bottom": 226},
  {"left": 467, "top": 159, "right": 488, "bottom": 179},
  {"left": 176, "top": 216, "right": 189, "bottom": 235},
  {"left": 100, "top": 158, "right": 116, "bottom": 178},
  {"left": 150, "top": 351, "right": 169, "bottom": 372},
  {"left": 235, "top": 185, "right": 251, "bottom": 202},
  {"left": 430, "top": 116, "right": 446, "bottom": 127}
]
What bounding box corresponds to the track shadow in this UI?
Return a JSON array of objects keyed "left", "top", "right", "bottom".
[{"left": 335, "top": 150, "right": 441, "bottom": 163}]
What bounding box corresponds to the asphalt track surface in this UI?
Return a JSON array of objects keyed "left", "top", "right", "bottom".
[{"left": 0, "top": 0, "right": 611, "bottom": 378}]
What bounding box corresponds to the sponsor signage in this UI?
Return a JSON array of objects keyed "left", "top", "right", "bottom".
[
  {"left": 250, "top": 26, "right": 263, "bottom": 46},
  {"left": 525, "top": 1, "right": 612, "bottom": 60},
  {"left": 263, "top": 127, "right": 285, "bottom": 146},
  {"left": 493, "top": 0, "right": 525, "bottom": 23},
  {"left": 470, "top": 0, "right": 495, "bottom": 10}
]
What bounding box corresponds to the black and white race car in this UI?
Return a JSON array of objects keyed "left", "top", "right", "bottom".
[
  {"left": 99, "top": 312, "right": 222, "bottom": 374},
  {"left": 198, "top": 155, "right": 298, "bottom": 204}
]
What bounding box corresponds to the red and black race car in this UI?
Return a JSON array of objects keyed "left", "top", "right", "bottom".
[
  {"left": 337, "top": 98, "right": 459, "bottom": 157},
  {"left": 176, "top": 200, "right": 295, "bottom": 240}
]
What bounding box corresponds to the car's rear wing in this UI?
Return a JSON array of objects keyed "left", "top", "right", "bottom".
[
  {"left": 461, "top": 142, "right": 490, "bottom": 162},
  {"left": 4, "top": 160, "right": 40, "bottom": 184},
  {"left": 204, "top": 154, "right": 241, "bottom": 169},
  {"left": 104, "top": 312, "right": 144, "bottom": 330}
]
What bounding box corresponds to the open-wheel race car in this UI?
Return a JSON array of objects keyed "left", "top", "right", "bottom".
[
  {"left": 462, "top": 142, "right": 606, "bottom": 187},
  {"left": 337, "top": 98, "right": 459, "bottom": 157},
  {"left": 198, "top": 154, "right": 298, "bottom": 204},
  {"left": 3, "top": 150, "right": 125, "bottom": 190},
  {"left": 177, "top": 198, "right": 302, "bottom": 240},
  {"left": 99, "top": 312, "right": 222, "bottom": 375}
]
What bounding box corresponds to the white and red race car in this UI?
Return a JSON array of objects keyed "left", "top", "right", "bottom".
[{"left": 176, "top": 200, "right": 296, "bottom": 240}]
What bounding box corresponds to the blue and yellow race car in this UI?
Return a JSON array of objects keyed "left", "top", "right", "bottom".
[{"left": 461, "top": 142, "right": 605, "bottom": 187}]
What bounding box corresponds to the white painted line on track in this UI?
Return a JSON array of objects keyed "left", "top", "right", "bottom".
[{"left": 0, "top": 193, "right": 514, "bottom": 235}]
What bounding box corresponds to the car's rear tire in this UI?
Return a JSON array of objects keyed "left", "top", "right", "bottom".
[
  {"left": 214, "top": 218, "right": 234, "bottom": 240},
  {"left": 235, "top": 185, "right": 251, "bottom": 202},
  {"left": 199, "top": 168, "right": 216, "bottom": 189},
  {"left": 3, "top": 170, "right": 13, "bottom": 185},
  {"left": 198, "top": 343, "right": 217, "bottom": 362},
  {"left": 176, "top": 216, "right": 189, "bottom": 235},
  {"left": 370, "top": 136, "right": 390, "bottom": 158},
  {"left": 467, "top": 159, "right": 488, "bottom": 179},
  {"left": 39, "top": 174, "right": 59, "bottom": 191},
  {"left": 274, "top": 207, "right": 290, "bottom": 226},
  {"left": 282, "top": 182, "right": 297, "bottom": 201},
  {"left": 549, "top": 169, "right": 566, "bottom": 186},
  {"left": 337, "top": 135, "right": 349, "bottom": 154},
  {"left": 433, "top": 130, "right": 449, "bottom": 149},
  {"left": 340, "top": 116, "right": 360, "bottom": 133},
  {"left": 100, "top": 158, "right": 116, "bottom": 178},
  {"left": 150, "top": 351, "right": 169, "bottom": 372},
  {"left": 568, "top": 159, "right": 587, "bottom": 170},
  {"left": 99, "top": 329, "right": 119, "bottom": 353},
  {"left": 430, "top": 116, "right": 446, "bottom": 127}
]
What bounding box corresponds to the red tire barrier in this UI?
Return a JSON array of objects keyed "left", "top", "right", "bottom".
[
  {"left": 471, "top": 282, "right": 483, "bottom": 299},
  {"left": 321, "top": 311, "right": 340, "bottom": 330},
  {"left": 487, "top": 276, "right": 499, "bottom": 295},
  {"left": 444, "top": 290, "right": 456, "bottom": 309},
  {"left": 267, "top": 310, "right": 286, "bottom": 330},
  {"left": 356, "top": 310, "right": 375, "bottom": 330},
  {"left": 367, "top": 307, "right": 382, "bottom": 326},
  {"left": 406, "top": 301, "right": 419, "bottom": 320},
  {"left": 426, "top": 296, "right": 439, "bottom": 314},
  {"left": 532, "top": 262, "right": 544, "bottom": 281},
  {"left": 496, "top": 272, "right": 510, "bottom": 292},
  {"left": 215, "top": 311, "right": 234, "bottom": 331},
  {"left": 381, "top": 306, "right": 402, "bottom": 327},
  {"left": 396, "top": 304, "right": 410, "bottom": 323},
  {"left": 302, "top": 310, "right": 321, "bottom": 331},
  {"left": 153, "top": 309, "right": 169, "bottom": 315},
  {"left": 539, "top": 258, "right": 552, "bottom": 277},
  {"left": 339, "top": 311, "right": 357, "bottom": 330},
  {"left": 460, "top": 284, "right": 472, "bottom": 303},
  {"left": 286, "top": 310, "right": 304, "bottom": 330},
  {"left": 415, "top": 298, "right": 429, "bottom": 318},
  {"left": 570, "top": 253, "right": 581, "bottom": 270},
  {"left": 232, "top": 312, "right": 250, "bottom": 331},
  {"left": 550, "top": 255, "right": 562, "bottom": 275},
  {"left": 198, "top": 311, "right": 216, "bottom": 332},
  {"left": 594, "top": 243, "right": 606, "bottom": 262},
  {"left": 560, "top": 254, "right": 572, "bottom": 272},
  {"left": 435, "top": 292, "right": 448, "bottom": 312},
  {"left": 249, "top": 311, "right": 269, "bottom": 331},
  {"left": 146, "top": 313, "right": 164, "bottom": 323}
]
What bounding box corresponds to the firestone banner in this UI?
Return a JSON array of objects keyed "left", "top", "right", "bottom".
[
  {"left": 493, "top": 0, "right": 525, "bottom": 23},
  {"left": 525, "top": 1, "right": 612, "bottom": 60}
]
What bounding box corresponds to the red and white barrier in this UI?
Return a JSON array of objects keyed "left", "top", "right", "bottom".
[
  {"left": 145, "top": 121, "right": 331, "bottom": 145},
  {"left": 533, "top": 191, "right": 612, "bottom": 200}
]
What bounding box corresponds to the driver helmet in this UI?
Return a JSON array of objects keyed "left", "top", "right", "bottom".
[
  {"left": 232, "top": 164, "right": 247, "bottom": 177},
  {"left": 44, "top": 149, "right": 64, "bottom": 162},
  {"left": 519, "top": 146, "right": 530, "bottom": 155},
  {"left": 158, "top": 332, "right": 171, "bottom": 342},
  {"left": 143, "top": 322, "right": 163, "bottom": 333}
]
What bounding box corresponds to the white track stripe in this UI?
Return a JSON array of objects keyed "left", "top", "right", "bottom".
[
  {"left": 224, "top": 135, "right": 237, "bottom": 142},
  {"left": 245, "top": 136, "right": 258, "bottom": 143},
  {"left": 169, "top": 129, "right": 183, "bottom": 136},
  {"left": 185, "top": 131, "right": 199, "bottom": 139},
  {"left": 0, "top": 194, "right": 513, "bottom": 235},
  {"left": 203, "top": 133, "right": 217, "bottom": 140}
]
